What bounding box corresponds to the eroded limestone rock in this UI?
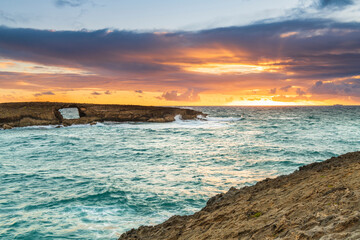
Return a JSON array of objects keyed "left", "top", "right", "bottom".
[
  {"left": 2, "top": 124, "right": 12, "bottom": 130},
  {"left": 0, "top": 102, "right": 205, "bottom": 129},
  {"left": 119, "top": 152, "right": 360, "bottom": 240}
]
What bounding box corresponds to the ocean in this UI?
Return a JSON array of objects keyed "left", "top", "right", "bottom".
[{"left": 1, "top": 106, "right": 359, "bottom": 239}]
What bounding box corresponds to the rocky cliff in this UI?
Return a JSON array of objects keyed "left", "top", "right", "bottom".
[
  {"left": 119, "top": 152, "right": 360, "bottom": 240},
  {"left": 0, "top": 102, "right": 204, "bottom": 129}
]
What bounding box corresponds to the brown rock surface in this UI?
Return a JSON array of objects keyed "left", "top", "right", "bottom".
[
  {"left": 119, "top": 152, "right": 360, "bottom": 240},
  {"left": 0, "top": 102, "right": 205, "bottom": 129},
  {"left": 2, "top": 124, "right": 13, "bottom": 129}
]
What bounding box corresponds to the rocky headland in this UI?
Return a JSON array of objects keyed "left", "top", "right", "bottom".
[
  {"left": 119, "top": 152, "right": 360, "bottom": 240},
  {"left": 0, "top": 102, "right": 205, "bottom": 129}
]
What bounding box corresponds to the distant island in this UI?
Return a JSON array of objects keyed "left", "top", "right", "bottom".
[
  {"left": 119, "top": 152, "right": 360, "bottom": 239},
  {"left": 0, "top": 102, "right": 205, "bottom": 129}
]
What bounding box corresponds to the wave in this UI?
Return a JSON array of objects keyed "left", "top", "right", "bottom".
[
  {"left": 23, "top": 190, "right": 128, "bottom": 211},
  {"left": 14, "top": 124, "right": 62, "bottom": 130},
  {"left": 206, "top": 116, "right": 245, "bottom": 122}
]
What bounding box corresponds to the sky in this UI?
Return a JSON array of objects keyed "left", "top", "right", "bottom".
[{"left": 1, "top": 0, "right": 360, "bottom": 105}]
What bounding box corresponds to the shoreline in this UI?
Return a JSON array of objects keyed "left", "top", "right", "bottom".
[
  {"left": 0, "top": 102, "right": 205, "bottom": 130},
  {"left": 119, "top": 152, "right": 360, "bottom": 239}
]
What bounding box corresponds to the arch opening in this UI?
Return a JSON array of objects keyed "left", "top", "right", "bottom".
[{"left": 58, "top": 108, "right": 80, "bottom": 119}]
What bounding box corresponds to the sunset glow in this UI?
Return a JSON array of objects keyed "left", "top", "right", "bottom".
[
  {"left": 227, "top": 99, "right": 316, "bottom": 106},
  {"left": 184, "top": 63, "right": 266, "bottom": 74},
  {"left": 0, "top": 1, "right": 360, "bottom": 106}
]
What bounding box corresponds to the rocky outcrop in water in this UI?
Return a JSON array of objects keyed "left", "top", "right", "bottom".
[
  {"left": 119, "top": 152, "right": 360, "bottom": 240},
  {"left": 0, "top": 102, "right": 205, "bottom": 129}
]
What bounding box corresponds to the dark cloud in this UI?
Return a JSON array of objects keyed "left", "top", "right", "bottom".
[
  {"left": 0, "top": 26, "right": 180, "bottom": 74},
  {"left": 55, "top": 0, "right": 87, "bottom": 7},
  {"left": 269, "top": 88, "right": 277, "bottom": 94},
  {"left": 309, "top": 79, "right": 360, "bottom": 97},
  {"left": 91, "top": 91, "right": 101, "bottom": 95},
  {"left": 34, "top": 91, "right": 55, "bottom": 97},
  {"left": 161, "top": 89, "right": 200, "bottom": 102},
  {"left": 296, "top": 88, "right": 306, "bottom": 96},
  {"left": 104, "top": 90, "right": 111, "bottom": 95},
  {"left": 315, "top": 0, "right": 354, "bottom": 9},
  {"left": 1, "top": 19, "right": 360, "bottom": 80},
  {"left": 280, "top": 86, "right": 292, "bottom": 92},
  {"left": 135, "top": 90, "right": 143, "bottom": 94}
]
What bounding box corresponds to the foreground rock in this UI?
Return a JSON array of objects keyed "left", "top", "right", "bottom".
[
  {"left": 0, "top": 102, "right": 204, "bottom": 129},
  {"left": 119, "top": 152, "right": 360, "bottom": 240}
]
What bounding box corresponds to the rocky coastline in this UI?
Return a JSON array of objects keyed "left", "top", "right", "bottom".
[
  {"left": 0, "top": 102, "right": 205, "bottom": 129},
  {"left": 119, "top": 152, "right": 360, "bottom": 240}
]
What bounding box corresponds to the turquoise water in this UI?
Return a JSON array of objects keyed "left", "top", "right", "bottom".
[{"left": 1, "top": 106, "right": 359, "bottom": 239}]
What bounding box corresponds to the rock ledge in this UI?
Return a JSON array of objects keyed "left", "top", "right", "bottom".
[
  {"left": 119, "top": 152, "right": 360, "bottom": 240},
  {"left": 0, "top": 102, "right": 205, "bottom": 129}
]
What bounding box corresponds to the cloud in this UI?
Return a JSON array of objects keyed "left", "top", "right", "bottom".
[
  {"left": 315, "top": 0, "right": 354, "bottom": 9},
  {"left": 34, "top": 91, "right": 55, "bottom": 97},
  {"left": 0, "top": 11, "right": 17, "bottom": 23},
  {"left": 309, "top": 79, "right": 360, "bottom": 97},
  {"left": 161, "top": 89, "right": 200, "bottom": 102},
  {"left": 280, "top": 86, "right": 292, "bottom": 92},
  {"left": 91, "top": 91, "right": 101, "bottom": 95},
  {"left": 135, "top": 90, "right": 143, "bottom": 94},
  {"left": 296, "top": 88, "right": 306, "bottom": 96},
  {"left": 104, "top": 90, "right": 111, "bottom": 95},
  {"left": 55, "top": 0, "right": 87, "bottom": 7},
  {"left": 269, "top": 88, "right": 277, "bottom": 94},
  {"left": 1, "top": 19, "right": 360, "bottom": 81},
  {"left": 272, "top": 95, "right": 309, "bottom": 102},
  {"left": 0, "top": 18, "right": 360, "bottom": 101}
]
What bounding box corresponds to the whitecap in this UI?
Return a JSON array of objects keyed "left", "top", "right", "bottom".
[{"left": 206, "top": 116, "right": 244, "bottom": 122}]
